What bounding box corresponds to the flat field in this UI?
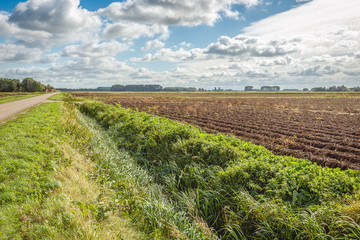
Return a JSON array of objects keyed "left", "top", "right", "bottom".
[{"left": 72, "top": 92, "right": 360, "bottom": 170}]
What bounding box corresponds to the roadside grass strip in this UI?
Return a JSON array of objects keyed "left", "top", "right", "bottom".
[
  {"left": 79, "top": 101, "right": 360, "bottom": 239},
  {"left": 0, "top": 92, "right": 46, "bottom": 104},
  {"left": 0, "top": 103, "right": 148, "bottom": 239}
]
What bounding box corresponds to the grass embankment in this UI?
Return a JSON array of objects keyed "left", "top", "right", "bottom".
[
  {"left": 0, "top": 92, "right": 46, "bottom": 104},
  {"left": 78, "top": 100, "right": 360, "bottom": 239},
  {"left": 0, "top": 102, "right": 148, "bottom": 239}
]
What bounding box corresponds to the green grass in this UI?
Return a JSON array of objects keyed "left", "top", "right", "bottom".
[
  {"left": 78, "top": 101, "right": 360, "bottom": 239},
  {"left": 72, "top": 102, "right": 214, "bottom": 239},
  {"left": 0, "top": 103, "right": 66, "bottom": 238},
  {"left": 48, "top": 92, "right": 63, "bottom": 100},
  {"left": 0, "top": 102, "right": 150, "bottom": 239},
  {"left": 0, "top": 92, "right": 46, "bottom": 104}
]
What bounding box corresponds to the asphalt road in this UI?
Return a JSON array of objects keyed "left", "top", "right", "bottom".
[{"left": 0, "top": 92, "right": 58, "bottom": 122}]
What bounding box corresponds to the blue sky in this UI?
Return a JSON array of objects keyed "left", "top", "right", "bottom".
[{"left": 0, "top": 0, "right": 359, "bottom": 89}]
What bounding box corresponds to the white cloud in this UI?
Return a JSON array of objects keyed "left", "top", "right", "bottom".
[
  {"left": 257, "top": 56, "right": 293, "bottom": 66},
  {"left": 245, "top": 0, "right": 360, "bottom": 37},
  {"left": 103, "top": 22, "right": 168, "bottom": 41},
  {"left": 0, "top": 42, "right": 43, "bottom": 63},
  {"left": 37, "top": 53, "right": 60, "bottom": 64},
  {"left": 50, "top": 57, "right": 132, "bottom": 74},
  {"left": 61, "top": 41, "right": 129, "bottom": 58},
  {"left": 0, "top": 12, "right": 14, "bottom": 36},
  {"left": 1, "top": 0, "right": 359, "bottom": 89},
  {"left": 141, "top": 39, "right": 165, "bottom": 51},
  {"left": 137, "top": 47, "right": 204, "bottom": 62},
  {"left": 288, "top": 65, "right": 339, "bottom": 76},
  {"left": 2, "top": 57, "right": 137, "bottom": 88},
  {"left": 5, "top": 0, "right": 102, "bottom": 47},
  {"left": 99, "top": 0, "right": 260, "bottom": 27},
  {"left": 179, "top": 42, "right": 192, "bottom": 47},
  {"left": 205, "top": 35, "right": 299, "bottom": 57}
]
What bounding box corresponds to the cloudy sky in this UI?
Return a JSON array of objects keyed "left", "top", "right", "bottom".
[{"left": 0, "top": 0, "right": 359, "bottom": 89}]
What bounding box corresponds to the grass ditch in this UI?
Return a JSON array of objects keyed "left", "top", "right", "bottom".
[
  {"left": 78, "top": 100, "right": 360, "bottom": 239},
  {"left": 0, "top": 102, "right": 149, "bottom": 239},
  {"left": 72, "top": 102, "right": 215, "bottom": 239}
]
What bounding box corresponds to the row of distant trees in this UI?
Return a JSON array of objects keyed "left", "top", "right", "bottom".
[
  {"left": 57, "top": 84, "right": 360, "bottom": 93},
  {"left": 245, "top": 85, "right": 360, "bottom": 92},
  {"left": 310, "top": 85, "right": 360, "bottom": 92},
  {"left": 0, "top": 78, "right": 54, "bottom": 92},
  {"left": 58, "top": 84, "right": 199, "bottom": 92},
  {"left": 110, "top": 84, "right": 200, "bottom": 92}
]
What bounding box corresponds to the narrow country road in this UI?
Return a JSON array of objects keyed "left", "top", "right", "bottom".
[{"left": 0, "top": 92, "right": 58, "bottom": 122}]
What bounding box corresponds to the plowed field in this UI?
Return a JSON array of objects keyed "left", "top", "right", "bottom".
[{"left": 72, "top": 92, "right": 360, "bottom": 170}]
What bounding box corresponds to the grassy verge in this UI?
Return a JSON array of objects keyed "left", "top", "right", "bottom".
[
  {"left": 0, "top": 92, "right": 46, "bottom": 104},
  {"left": 48, "top": 92, "right": 63, "bottom": 101},
  {"left": 78, "top": 101, "right": 360, "bottom": 239},
  {"left": 0, "top": 102, "right": 149, "bottom": 239}
]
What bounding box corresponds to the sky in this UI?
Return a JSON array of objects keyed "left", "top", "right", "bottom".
[{"left": 0, "top": 0, "right": 359, "bottom": 90}]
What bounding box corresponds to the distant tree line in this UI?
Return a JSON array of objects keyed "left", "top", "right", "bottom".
[
  {"left": 111, "top": 84, "right": 163, "bottom": 91},
  {"left": 244, "top": 85, "right": 360, "bottom": 92},
  {"left": 311, "top": 85, "right": 360, "bottom": 92},
  {"left": 245, "top": 86, "right": 281, "bottom": 91},
  {"left": 0, "top": 77, "right": 54, "bottom": 92},
  {"left": 58, "top": 84, "right": 201, "bottom": 92},
  {"left": 56, "top": 84, "right": 360, "bottom": 93}
]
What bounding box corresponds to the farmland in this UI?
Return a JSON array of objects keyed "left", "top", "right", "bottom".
[
  {"left": 2, "top": 92, "right": 360, "bottom": 239},
  {"left": 72, "top": 92, "right": 360, "bottom": 170},
  {"left": 74, "top": 96, "right": 360, "bottom": 239}
]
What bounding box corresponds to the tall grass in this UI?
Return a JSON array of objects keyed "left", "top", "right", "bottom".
[
  {"left": 0, "top": 102, "right": 150, "bottom": 239},
  {"left": 78, "top": 100, "right": 360, "bottom": 239},
  {"left": 74, "top": 102, "right": 216, "bottom": 239}
]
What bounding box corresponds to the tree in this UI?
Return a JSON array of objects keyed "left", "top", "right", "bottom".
[
  {"left": 111, "top": 85, "right": 125, "bottom": 91},
  {"left": 21, "top": 78, "right": 45, "bottom": 92},
  {"left": 328, "top": 86, "right": 337, "bottom": 92},
  {"left": 336, "top": 85, "right": 348, "bottom": 92},
  {"left": 311, "top": 87, "right": 326, "bottom": 92},
  {"left": 245, "top": 86, "right": 253, "bottom": 91},
  {"left": 0, "top": 78, "right": 18, "bottom": 92},
  {"left": 45, "top": 84, "right": 55, "bottom": 92},
  {"left": 22, "top": 78, "right": 35, "bottom": 92},
  {"left": 350, "top": 86, "right": 360, "bottom": 92}
]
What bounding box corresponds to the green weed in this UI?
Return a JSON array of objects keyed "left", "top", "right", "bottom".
[{"left": 78, "top": 101, "right": 360, "bottom": 239}]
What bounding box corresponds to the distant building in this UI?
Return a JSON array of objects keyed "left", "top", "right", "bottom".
[
  {"left": 260, "top": 86, "right": 280, "bottom": 91},
  {"left": 244, "top": 86, "right": 254, "bottom": 91}
]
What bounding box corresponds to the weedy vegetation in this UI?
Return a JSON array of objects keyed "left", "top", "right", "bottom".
[{"left": 75, "top": 99, "right": 360, "bottom": 239}]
